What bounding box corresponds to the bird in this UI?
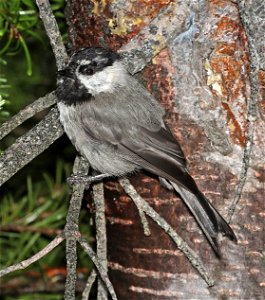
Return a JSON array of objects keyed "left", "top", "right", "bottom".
[{"left": 55, "top": 47, "right": 236, "bottom": 256}]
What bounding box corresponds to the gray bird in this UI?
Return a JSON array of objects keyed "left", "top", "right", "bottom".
[{"left": 56, "top": 47, "right": 236, "bottom": 256}]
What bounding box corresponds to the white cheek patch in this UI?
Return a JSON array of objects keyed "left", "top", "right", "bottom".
[{"left": 77, "top": 61, "right": 127, "bottom": 95}]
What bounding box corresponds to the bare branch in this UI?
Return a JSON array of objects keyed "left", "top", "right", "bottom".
[
  {"left": 36, "top": 0, "right": 68, "bottom": 69},
  {"left": 93, "top": 182, "right": 108, "bottom": 299},
  {"left": 64, "top": 236, "right": 78, "bottom": 300},
  {"left": 79, "top": 237, "right": 118, "bottom": 300},
  {"left": 134, "top": 202, "right": 151, "bottom": 236},
  {"left": 82, "top": 269, "right": 97, "bottom": 300},
  {"left": 0, "top": 107, "right": 63, "bottom": 187},
  {"left": 0, "top": 234, "right": 65, "bottom": 277},
  {"left": 65, "top": 157, "right": 90, "bottom": 229},
  {"left": 140, "top": 212, "right": 152, "bottom": 236},
  {"left": 119, "top": 178, "right": 215, "bottom": 287},
  {"left": 64, "top": 156, "right": 89, "bottom": 300},
  {"left": 227, "top": 0, "right": 259, "bottom": 222},
  {"left": 127, "top": 188, "right": 151, "bottom": 236},
  {"left": 0, "top": 92, "right": 56, "bottom": 140}
]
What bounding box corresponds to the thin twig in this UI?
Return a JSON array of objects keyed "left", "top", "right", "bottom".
[
  {"left": 0, "top": 92, "right": 56, "bottom": 140},
  {"left": 119, "top": 178, "right": 215, "bottom": 287},
  {"left": 227, "top": 0, "right": 258, "bottom": 222},
  {"left": 78, "top": 237, "right": 117, "bottom": 300},
  {"left": 35, "top": 0, "right": 68, "bottom": 69},
  {"left": 119, "top": 179, "right": 150, "bottom": 236},
  {"left": 0, "top": 234, "right": 65, "bottom": 277},
  {"left": 131, "top": 198, "right": 151, "bottom": 236},
  {"left": 64, "top": 156, "right": 90, "bottom": 300},
  {"left": 82, "top": 269, "right": 97, "bottom": 300},
  {"left": 93, "top": 182, "right": 108, "bottom": 300}
]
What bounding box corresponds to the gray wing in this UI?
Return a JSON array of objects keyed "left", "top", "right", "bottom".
[
  {"left": 77, "top": 80, "right": 187, "bottom": 176},
  {"left": 79, "top": 91, "right": 188, "bottom": 181},
  {"left": 79, "top": 91, "right": 210, "bottom": 196}
]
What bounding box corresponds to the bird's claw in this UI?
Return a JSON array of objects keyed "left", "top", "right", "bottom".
[{"left": 67, "top": 173, "right": 111, "bottom": 189}]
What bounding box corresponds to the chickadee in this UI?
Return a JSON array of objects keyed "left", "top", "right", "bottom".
[{"left": 56, "top": 47, "right": 236, "bottom": 256}]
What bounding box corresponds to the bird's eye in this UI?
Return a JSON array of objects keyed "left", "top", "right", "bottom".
[
  {"left": 79, "top": 65, "right": 94, "bottom": 75},
  {"left": 91, "top": 61, "right": 97, "bottom": 67}
]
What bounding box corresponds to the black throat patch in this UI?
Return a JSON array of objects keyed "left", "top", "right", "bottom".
[{"left": 55, "top": 77, "right": 92, "bottom": 105}]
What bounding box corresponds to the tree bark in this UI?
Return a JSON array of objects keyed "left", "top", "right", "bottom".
[{"left": 65, "top": 0, "right": 265, "bottom": 299}]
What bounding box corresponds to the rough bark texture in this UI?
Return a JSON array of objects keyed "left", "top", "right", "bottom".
[
  {"left": 65, "top": 0, "right": 265, "bottom": 299},
  {"left": 0, "top": 107, "right": 63, "bottom": 186}
]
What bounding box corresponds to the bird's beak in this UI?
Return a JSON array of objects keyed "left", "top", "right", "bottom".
[{"left": 57, "top": 68, "right": 74, "bottom": 79}]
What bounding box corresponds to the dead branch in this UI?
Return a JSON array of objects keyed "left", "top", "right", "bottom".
[
  {"left": 0, "top": 234, "right": 65, "bottom": 277},
  {"left": 93, "top": 182, "right": 108, "bottom": 299},
  {"left": 78, "top": 236, "right": 117, "bottom": 300},
  {"left": 82, "top": 269, "right": 97, "bottom": 300},
  {"left": 0, "top": 92, "right": 56, "bottom": 140},
  {"left": 36, "top": 0, "right": 68, "bottom": 69},
  {"left": 0, "top": 107, "right": 63, "bottom": 186},
  {"left": 64, "top": 156, "right": 90, "bottom": 300},
  {"left": 132, "top": 194, "right": 151, "bottom": 237}
]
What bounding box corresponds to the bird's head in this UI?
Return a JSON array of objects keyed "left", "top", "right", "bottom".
[{"left": 57, "top": 47, "right": 126, "bottom": 97}]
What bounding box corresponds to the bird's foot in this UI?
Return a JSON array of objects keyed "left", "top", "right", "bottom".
[{"left": 67, "top": 173, "right": 110, "bottom": 189}]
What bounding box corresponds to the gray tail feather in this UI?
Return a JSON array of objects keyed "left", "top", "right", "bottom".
[{"left": 170, "top": 182, "right": 237, "bottom": 256}]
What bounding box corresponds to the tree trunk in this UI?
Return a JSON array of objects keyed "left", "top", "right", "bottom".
[{"left": 65, "top": 1, "right": 265, "bottom": 299}]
